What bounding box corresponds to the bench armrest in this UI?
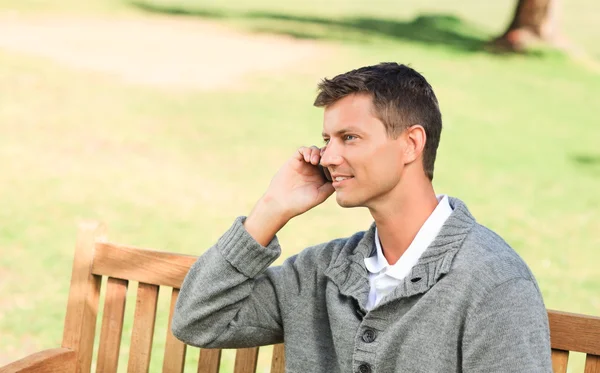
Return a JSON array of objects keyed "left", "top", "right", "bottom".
[{"left": 0, "top": 348, "right": 76, "bottom": 373}]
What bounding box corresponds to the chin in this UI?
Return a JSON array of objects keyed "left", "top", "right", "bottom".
[{"left": 335, "top": 193, "right": 365, "bottom": 208}]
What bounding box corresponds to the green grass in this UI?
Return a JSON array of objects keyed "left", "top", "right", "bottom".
[{"left": 0, "top": 0, "right": 599, "bottom": 372}]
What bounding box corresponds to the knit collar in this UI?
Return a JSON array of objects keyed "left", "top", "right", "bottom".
[{"left": 324, "top": 197, "right": 476, "bottom": 310}]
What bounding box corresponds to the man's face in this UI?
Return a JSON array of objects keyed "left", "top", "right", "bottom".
[{"left": 321, "top": 93, "right": 407, "bottom": 209}]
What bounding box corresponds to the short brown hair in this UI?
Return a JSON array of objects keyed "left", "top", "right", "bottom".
[{"left": 314, "top": 62, "right": 442, "bottom": 181}]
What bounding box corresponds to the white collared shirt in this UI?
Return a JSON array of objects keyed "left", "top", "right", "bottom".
[{"left": 364, "top": 195, "right": 453, "bottom": 310}]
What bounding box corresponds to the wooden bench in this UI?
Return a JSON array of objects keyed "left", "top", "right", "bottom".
[{"left": 0, "top": 222, "right": 599, "bottom": 373}]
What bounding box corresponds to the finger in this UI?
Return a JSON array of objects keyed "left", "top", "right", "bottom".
[
  {"left": 303, "top": 147, "right": 313, "bottom": 163},
  {"left": 309, "top": 146, "right": 321, "bottom": 165},
  {"left": 296, "top": 147, "right": 310, "bottom": 163}
]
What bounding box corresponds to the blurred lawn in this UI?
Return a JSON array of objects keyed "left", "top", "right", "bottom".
[{"left": 0, "top": 0, "right": 599, "bottom": 372}]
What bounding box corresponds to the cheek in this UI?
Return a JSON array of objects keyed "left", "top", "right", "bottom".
[{"left": 368, "top": 145, "right": 403, "bottom": 174}]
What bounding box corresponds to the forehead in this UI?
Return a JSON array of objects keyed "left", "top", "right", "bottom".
[{"left": 322, "top": 93, "right": 383, "bottom": 135}]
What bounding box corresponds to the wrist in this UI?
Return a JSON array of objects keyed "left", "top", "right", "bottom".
[
  {"left": 244, "top": 196, "right": 291, "bottom": 247},
  {"left": 259, "top": 193, "right": 295, "bottom": 221}
]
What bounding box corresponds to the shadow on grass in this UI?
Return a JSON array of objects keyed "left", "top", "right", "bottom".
[
  {"left": 128, "top": 1, "right": 495, "bottom": 53},
  {"left": 573, "top": 154, "right": 600, "bottom": 165},
  {"left": 572, "top": 154, "right": 600, "bottom": 177}
]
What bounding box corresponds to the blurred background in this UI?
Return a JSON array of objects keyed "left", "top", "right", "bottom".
[{"left": 0, "top": 0, "right": 598, "bottom": 372}]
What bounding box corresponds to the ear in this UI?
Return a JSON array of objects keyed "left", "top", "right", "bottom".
[{"left": 403, "top": 125, "right": 426, "bottom": 164}]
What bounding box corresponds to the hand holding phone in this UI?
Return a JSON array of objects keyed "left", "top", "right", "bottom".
[{"left": 245, "top": 147, "right": 334, "bottom": 246}]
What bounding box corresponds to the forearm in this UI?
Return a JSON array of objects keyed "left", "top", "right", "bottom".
[{"left": 244, "top": 195, "right": 291, "bottom": 247}]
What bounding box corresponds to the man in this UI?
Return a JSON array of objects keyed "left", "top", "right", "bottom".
[{"left": 172, "top": 62, "right": 552, "bottom": 372}]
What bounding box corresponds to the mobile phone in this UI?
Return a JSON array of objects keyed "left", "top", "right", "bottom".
[{"left": 318, "top": 164, "right": 332, "bottom": 182}]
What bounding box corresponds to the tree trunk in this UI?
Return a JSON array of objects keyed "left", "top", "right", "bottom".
[{"left": 492, "top": 0, "right": 563, "bottom": 52}]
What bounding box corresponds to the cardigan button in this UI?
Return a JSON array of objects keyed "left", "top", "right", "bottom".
[
  {"left": 362, "top": 329, "right": 376, "bottom": 343},
  {"left": 358, "top": 363, "right": 372, "bottom": 373}
]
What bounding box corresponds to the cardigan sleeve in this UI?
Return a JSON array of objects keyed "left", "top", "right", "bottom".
[
  {"left": 171, "top": 216, "right": 288, "bottom": 348},
  {"left": 462, "top": 277, "right": 553, "bottom": 372}
]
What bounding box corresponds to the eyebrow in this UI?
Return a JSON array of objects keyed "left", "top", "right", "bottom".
[{"left": 322, "top": 127, "right": 363, "bottom": 137}]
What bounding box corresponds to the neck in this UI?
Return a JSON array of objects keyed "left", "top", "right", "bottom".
[{"left": 369, "top": 177, "right": 438, "bottom": 265}]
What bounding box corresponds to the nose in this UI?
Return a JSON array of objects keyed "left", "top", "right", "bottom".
[{"left": 320, "top": 144, "right": 343, "bottom": 168}]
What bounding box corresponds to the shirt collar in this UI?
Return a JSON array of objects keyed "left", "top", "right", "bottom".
[
  {"left": 364, "top": 227, "right": 388, "bottom": 273},
  {"left": 364, "top": 194, "right": 453, "bottom": 277}
]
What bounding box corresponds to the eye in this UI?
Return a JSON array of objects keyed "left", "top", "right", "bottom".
[
  {"left": 343, "top": 134, "right": 357, "bottom": 141},
  {"left": 323, "top": 138, "right": 330, "bottom": 145}
]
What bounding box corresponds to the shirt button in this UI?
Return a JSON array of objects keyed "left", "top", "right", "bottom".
[
  {"left": 358, "top": 363, "right": 372, "bottom": 373},
  {"left": 362, "top": 329, "right": 376, "bottom": 343}
]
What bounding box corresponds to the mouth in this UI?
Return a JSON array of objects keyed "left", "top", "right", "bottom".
[{"left": 331, "top": 175, "right": 354, "bottom": 188}]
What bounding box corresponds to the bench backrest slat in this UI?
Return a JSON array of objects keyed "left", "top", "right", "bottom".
[
  {"left": 548, "top": 310, "right": 600, "bottom": 355},
  {"left": 163, "top": 288, "right": 187, "bottom": 373},
  {"left": 551, "top": 349, "right": 569, "bottom": 373},
  {"left": 197, "top": 348, "right": 221, "bottom": 373},
  {"left": 270, "top": 344, "right": 286, "bottom": 373},
  {"left": 96, "top": 277, "right": 128, "bottom": 373},
  {"left": 127, "top": 283, "right": 160, "bottom": 372},
  {"left": 234, "top": 348, "right": 259, "bottom": 373},
  {"left": 92, "top": 242, "right": 196, "bottom": 288},
  {"left": 585, "top": 354, "right": 600, "bottom": 373}
]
